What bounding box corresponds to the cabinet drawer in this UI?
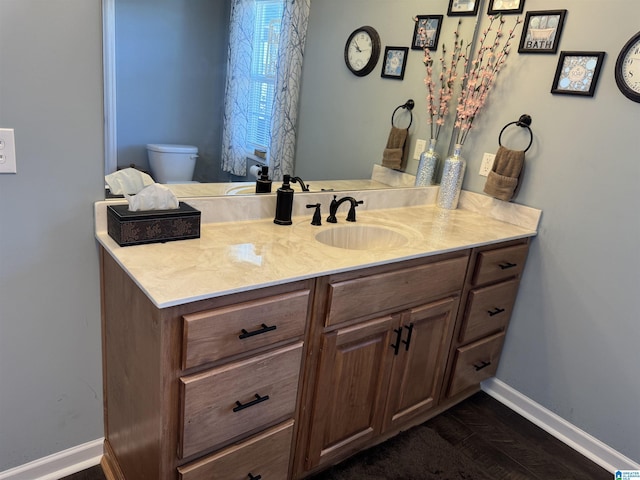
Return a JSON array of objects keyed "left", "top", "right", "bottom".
[
  {"left": 447, "top": 332, "right": 506, "bottom": 398},
  {"left": 472, "top": 244, "right": 528, "bottom": 286},
  {"left": 182, "top": 289, "right": 309, "bottom": 369},
  {"left": 326, "top": 255, "right": 467, "bottom": 326},
  {"left": 178, "top": 420, "right": 294, "bottom": 480},
  {"left": 179, "top": 342, "right": 303, "bottom": 458},
  {"left": 459, "top": 279, "right": 519, "bottom": 344}
]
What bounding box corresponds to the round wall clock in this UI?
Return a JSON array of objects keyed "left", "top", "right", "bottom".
[
  {"left": 615, "top": 31, "right": 640, "bottom": 103},
  {"left": 344, "top": 26, "right": 381, "bottom": 77}
]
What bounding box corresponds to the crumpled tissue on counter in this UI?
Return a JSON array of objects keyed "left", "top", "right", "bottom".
[
  {"left": 105, "top": 167, "right": 155, "bottom": 195},
  {"left": 124, "top": 183, "right": 179, "bottom": 212}
]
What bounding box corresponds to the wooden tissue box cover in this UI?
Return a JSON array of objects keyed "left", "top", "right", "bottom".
[{"left": 107, "top": 202, "right": 201, "bottom": 247}]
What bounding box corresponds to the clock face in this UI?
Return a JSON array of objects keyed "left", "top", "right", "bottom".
[
  {"left": 615, "top": 31, "right": 640, "bottom": 102},
  {"left": 344, "top": 26, "right": 380, "bottom": 77}
]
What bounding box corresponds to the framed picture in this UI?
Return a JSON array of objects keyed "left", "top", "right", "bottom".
[
  {"left": 487, "top": 0, "right": 525, "bottom": 15},
  {"left": 411, "top": 15, "right": 444, "bottom": 51},
  {"left": 447, "top": 0, "right": 480, "bottom": 17},
  {"left": 381, "top": 46, "right": 409, "bottom": 80},
  {"left": 551, "top": 51, "right": 605, "bottom": 97},
  {"left": 518, "top": 10, "right": 567, "bottom": 54}
]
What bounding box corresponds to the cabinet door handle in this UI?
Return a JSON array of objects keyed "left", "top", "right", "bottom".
[
  {"left": 487, "top": 307, "right": 506, "bottom": 317},
  {"left": 473, "top": 360, "right": 492, "bottom": 371},
  {"left": 390, "top": 328, "right": 403, "bottom": 355},
  {"left": 233, "top": 393, "right": 270, "bottom": 412},
  {"left": 248, "top": 474, "right": 262, "bottom": 480},
  {"left": 402, "top": 323, "right": 414, "bottom": 351},
  {"left": 239, "top": 323, "right": 277, "bottom": 339},
  {"left": 498, "top": 261, "right": 517, "bottom": 270}
]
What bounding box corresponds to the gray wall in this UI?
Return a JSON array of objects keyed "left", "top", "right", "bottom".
[
  {"left": 0, "top": 0, "right": 104, "bottom": 471},
  {"left": 0, "top": 0, "right": 638, "bottom": 473},
  {"left": 115, "top": 0, "right": 229, "bottom": 182},
  {"left": 297, "top": 0, "right": 640, "bottom": 462}
]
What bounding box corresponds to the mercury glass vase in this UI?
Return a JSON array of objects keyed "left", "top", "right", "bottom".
[
  {"left": 414, "top": 138, "right": 439, "bottom": 186},
  {"left": 436, "top": 143, "right": 466, "bottom": 209}
]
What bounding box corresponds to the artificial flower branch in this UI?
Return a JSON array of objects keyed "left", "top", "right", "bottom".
[
  {"left": 418, "top": 19, "right": 464, "bottom": 141},
  {"left": 454, "top": 15, "right": 523, "bottom": 146}
]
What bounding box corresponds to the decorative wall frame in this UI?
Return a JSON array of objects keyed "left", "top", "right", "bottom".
[
  {"left": 411, "top": 15, "right": 444, "bottom": 51},
  {"left": 551, "top": 51, "right": 605, "bottom": 97},
  {"left": 518, "top": 9, "right": 567, "bottom": 54},
  {"left": 447, "top": 0, "right": 480, "bottom": 17},
  {"left": 487, "top": 0, "right": 525, "bottom": 15},
  {"left": 381, "top": 47, "right": 409, "bottom": 80}
]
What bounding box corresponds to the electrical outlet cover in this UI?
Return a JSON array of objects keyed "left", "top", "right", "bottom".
[
  {"left": 413, "top": 139, "right": 427, "bottom": 160},
  {"left": 479, "top": 153, "right": 495, "bottom": 177},
  {"left": 0, "top": 128, "right": 17, "bottom": 174}
]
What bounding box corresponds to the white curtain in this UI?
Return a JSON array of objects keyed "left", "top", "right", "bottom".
[{"left": 221, "top": 0, "right": 310, "bottom": 180}]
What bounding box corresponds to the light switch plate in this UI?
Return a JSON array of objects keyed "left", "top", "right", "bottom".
[
  {"left": 479, "top": 152, "right": 495, "bottom": 177},
  {"left": 0, "top": 128, "right": 17, "bottom": 174},
  {"left": 413, "top": 139, "right": 427, "bottom": 160}
]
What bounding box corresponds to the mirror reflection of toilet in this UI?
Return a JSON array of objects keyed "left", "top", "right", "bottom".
[{"left": 146, "top": 144, "right": 199, "bottom": 183}]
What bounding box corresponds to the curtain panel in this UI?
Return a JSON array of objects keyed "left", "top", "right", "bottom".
[{"left": 221, "top": 0, "right": 310, "bottom": 179}]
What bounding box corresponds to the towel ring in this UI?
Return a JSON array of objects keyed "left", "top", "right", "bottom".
[
  {"left": 498, "top": 114, "right": 533, "bottom": 152},
  {"left": 391, "top": 99, "right": 415, "bottom": 129}
]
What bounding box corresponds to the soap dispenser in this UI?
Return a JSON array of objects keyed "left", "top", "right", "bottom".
[
  {"left": 274, "top": 174, "right": 294, "bottom": 225},
  {"left": 255, "top": 166, "right": 272, "bottom": 193}
]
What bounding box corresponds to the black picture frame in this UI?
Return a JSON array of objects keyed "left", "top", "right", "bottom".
[
  {"left": 411, "top": 15, "right": 444, "bottom": 51},
  {"left": 487, "top": 0, "right": 525, "bottom": 15},
  {"left": 551, "top": 51, "right": 605, "bottom": 97},
  {"left": 381, "top": 46, "right": 409, "bottom": 80},
  {"left": 518, "top": 9, "right": 567, "bottom": 54},
  {"left": 447, "top": 0, "right": 480, "bottom": 17}
]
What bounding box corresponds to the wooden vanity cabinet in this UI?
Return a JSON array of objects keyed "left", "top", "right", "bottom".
[
  {"left": 443, "top": 239, "right": 530, "bottom": 401},
  {"left": 99, "top": 249, "right": 313, "bottom": 480},
  {"left": 100, "top": 237, "right": 531, "bottom": 480},
  {"left": 296, "top": 252, "right": 469, "bottom": 474}
]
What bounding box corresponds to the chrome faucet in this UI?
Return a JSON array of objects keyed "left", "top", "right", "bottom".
[
  {"left": 326, "top": 195, "right": 364, "bottom": 223},
  {"left": 290, "top": 176, "right": 310, "bottom": 191}
]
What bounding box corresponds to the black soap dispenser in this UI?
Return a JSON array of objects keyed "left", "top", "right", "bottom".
[
  {"left": 255, "top": 165, "right": 272, "bottom": 193},
  {"left": 274, "top": 174, "right": 294, "bottom": 225}
]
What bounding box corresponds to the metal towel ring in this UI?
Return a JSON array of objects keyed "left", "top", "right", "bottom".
[
  {"left": 391, "top": 99, "right": 415, "bottom": 129},
  {"left": 498, "top": 114, "right": 533, "bottom": 152}
]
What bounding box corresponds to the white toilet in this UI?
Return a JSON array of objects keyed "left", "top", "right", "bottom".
[{"left": 146, "top": 144, "right": 198, "bottom": 184}]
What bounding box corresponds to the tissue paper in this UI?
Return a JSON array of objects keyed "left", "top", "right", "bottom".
[
  {"left": 125, "top": 184, "right": 179, "bottom": 212},
  {"left": 105, "top": 167, "right": 155, "bottom": 195}
]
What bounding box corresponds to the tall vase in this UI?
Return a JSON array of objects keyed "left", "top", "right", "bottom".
[
  {"left": 414, "top": 138, "right": 439, "bottom": 186},
  {"left": 437, "top": 143, "right": 466, "bottom": 209}
]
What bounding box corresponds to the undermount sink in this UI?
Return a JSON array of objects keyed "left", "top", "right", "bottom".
[
  {"left": 315, "top": 224, "right": 409, "bottom": 250},
  {"left": 225, "top": 185, "right": 256, "bottom": 195}
]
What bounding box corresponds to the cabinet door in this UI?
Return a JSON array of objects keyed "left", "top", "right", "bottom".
[
  {"left": 306, "top": 315, "right": 397, "bottom": 469},
  {"left": 383, "top": 296, "right": 457, "bottom": 432}
]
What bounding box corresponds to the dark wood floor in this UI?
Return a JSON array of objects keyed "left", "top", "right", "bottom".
[{"left": 60, "top": 392, "right": 611, "bottom": 480}]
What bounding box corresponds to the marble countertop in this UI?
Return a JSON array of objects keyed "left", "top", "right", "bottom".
[{"left": 95, "top": 189, "right": 540, "bottom": 308}]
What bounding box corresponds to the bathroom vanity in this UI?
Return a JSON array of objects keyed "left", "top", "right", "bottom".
[{"left": 95, "top": 189, "right": 540, "bottom": 480}]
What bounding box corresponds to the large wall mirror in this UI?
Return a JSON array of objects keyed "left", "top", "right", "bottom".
[{"left": 104, "top": 0, "right": 484, "bottom": 197}]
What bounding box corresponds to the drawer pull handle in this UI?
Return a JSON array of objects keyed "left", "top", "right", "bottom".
[
  {"left": 390, "top": 328, "right": 403, "bottom": 355},
  {"left": 487, "top": 307, "right": 506, "bottom": 317},
  {"left": 498, "top": 261, "right": 517, "bottom": 270},
  {"left": 233, "top": 393, "right": 270, "bottom": 412},
  {"left": 473, "top": 360, "right": 492, "bottom": 371},
  {"left": 247, "top": 474, "right": 262, "bottom": 480},
  {"left": 239, "top": 323, "right": 277, "bottom": 339},
  {"left": 402, "top": 323, "right": 414, "bottom": 351}
]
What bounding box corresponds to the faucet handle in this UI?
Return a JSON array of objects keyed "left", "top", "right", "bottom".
[
  {"left": 346, "top": 200, "right": 364, "bottom": 222},
  {"left": 306, "top": 203, "right": 322, "bottom": 226}
]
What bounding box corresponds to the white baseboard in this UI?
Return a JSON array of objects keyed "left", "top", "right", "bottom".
[
  {"left": 482, "top": 378, "right": 640, "bottom": 473},
  {"left": 0, "top": 438, "right": 103, "bottom": 480}
]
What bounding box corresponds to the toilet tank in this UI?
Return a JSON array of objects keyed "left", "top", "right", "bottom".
[{"left": 146, "top": 144, "right": 198, "bottom": 183}]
